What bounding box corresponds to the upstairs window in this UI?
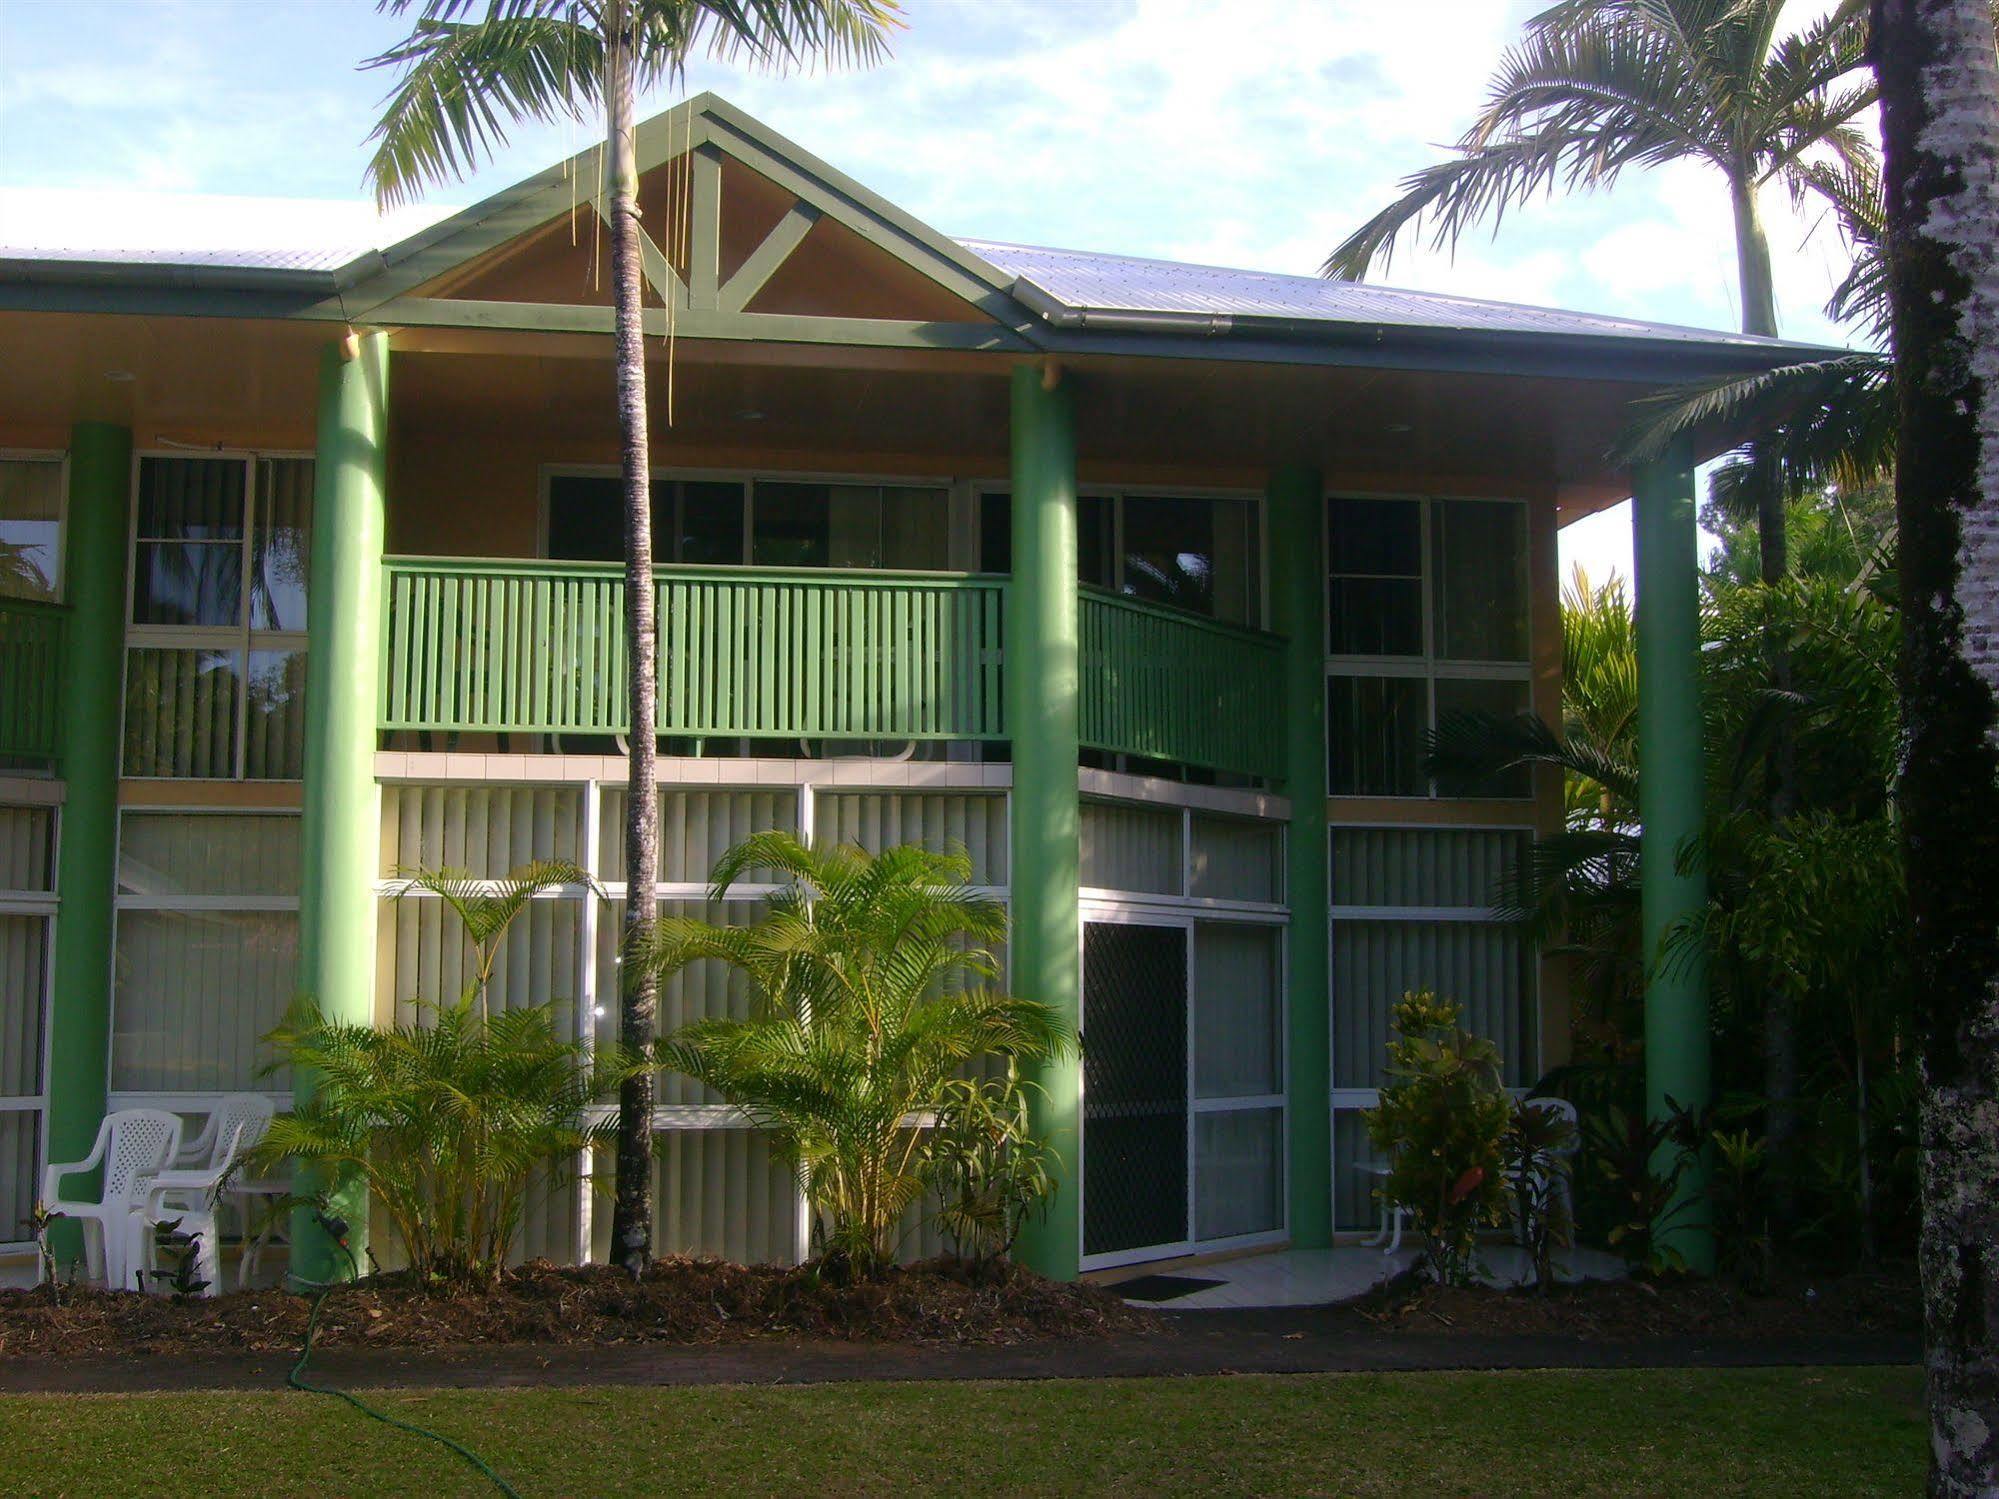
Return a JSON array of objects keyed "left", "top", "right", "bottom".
[
  {"left": 123, "top": 455, "right": 313, "bottom": 780},
  {"left": 543, "top": 473, "right": 951, "bottom": 572},
  {"left": 0, "top": 456, "right": 64, "bottom": 602},
  {"left": 1326, "top": 495, "right": 1531, "bottom": 798},
  {"left": 978, "top": 490, "right": 1261, "bottom": 628}
]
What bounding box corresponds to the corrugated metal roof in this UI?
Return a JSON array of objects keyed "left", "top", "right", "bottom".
[
  {"left": 961, "top": 237, "right": 1801, "bottom": 350},
  {"left": 0, "top": 244, "right": 355, "bottom": 272}
]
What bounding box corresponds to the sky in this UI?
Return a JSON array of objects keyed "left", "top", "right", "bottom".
[{"left": 0, "top": 0, "right": 1871, "bottom": 583}]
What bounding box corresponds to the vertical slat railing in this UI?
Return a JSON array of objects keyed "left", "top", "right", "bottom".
[
  {"left": 381, "top": 558, "right": 1008, "bottom": 742},
  {"left": 1077, "top": 586, "right": 1288, "bottom": 780},
  {"left": 0, "top": 597, "right": 67, "bottom": 763}
]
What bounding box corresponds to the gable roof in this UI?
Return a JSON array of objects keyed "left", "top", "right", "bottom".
[{"left": 0, "top": 93, "right": 1843, "bottom": 377}]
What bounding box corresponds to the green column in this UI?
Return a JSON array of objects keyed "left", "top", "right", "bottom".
[
  {"left": 44, "top": 422, "right": 132, "bottom": 1259},
  {"left": 1006, "top": 362, "right": 1082, "bottom": 1281},
  {"left": 1633, "top": 443, "right": 1713, "bottom": 1274},
  {"left": 292, "top": 334, "right": 389, "bottom": 1285},
  {"left": 1267, "top": 464, "right": 1331, "bottom": 1248}
]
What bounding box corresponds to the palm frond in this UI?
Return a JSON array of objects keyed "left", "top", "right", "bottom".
[
  {"left": 364, "top": 2, "right": 602, "bottom": 209},
  {"left": 1617, "top": 354, "right": 1895, "bottom": 511}
]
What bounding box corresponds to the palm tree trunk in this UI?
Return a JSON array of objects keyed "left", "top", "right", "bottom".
[
  {"left": 1730, "top": 165, "right": 1804, "bottom": 1222},
  {"left": 1873, "top": 0, "right": 1999, "bottom": 1488},
  {"left": 604, "top": 0, "right": 659, "bottom": 1275}
]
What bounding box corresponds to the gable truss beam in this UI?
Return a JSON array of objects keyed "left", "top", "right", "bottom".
[{"left": 717, "top": 201, "right": 821, "bottom": 313}]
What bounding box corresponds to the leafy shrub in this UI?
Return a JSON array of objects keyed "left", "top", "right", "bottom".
[
  {"left": 1504, "top": 1098, "right": 1578, "bottom": 1290},
  {"left": 1365, "top": 991, "right": 1512, "bottom": 1285},
  {"left": 641, "top": 833, "right": 1072, "bottom": 1279},
  {"left": 926, "top": 1062, "right": 1060, "bottom": 1275},
  {"left": 254, "top": 861, "right": 629, "bottom": 1285}
]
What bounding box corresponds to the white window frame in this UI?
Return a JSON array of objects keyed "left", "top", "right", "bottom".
[
  {"left": 121, "top": 450, "right": 314, "bottom": 782},
  {"left": 1325, "top": 492, "right": 1534, "bottom": 800}
]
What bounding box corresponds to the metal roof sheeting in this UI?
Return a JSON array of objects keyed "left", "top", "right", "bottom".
[
  {"left": 0, "top": 244, "right": 355, "bottom": 272},
  {"left": 961, "top": 237, "right": 1805, "bottom": 350}
]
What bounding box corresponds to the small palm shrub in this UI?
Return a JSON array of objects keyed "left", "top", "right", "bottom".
[
  {"left": 926, "top": 1062, "right": 1060, "bottom": 1276},
  {"left": 638, "top": 833, "right": 1072, "bottom": 1279},
  {"left": 255, "top": 860, "right": 630, "bottom": 1285},
  {"left": 1366, "top": 991, "right": 1512, "bottom": 1285}
]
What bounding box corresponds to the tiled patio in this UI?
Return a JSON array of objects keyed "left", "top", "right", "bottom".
[{"left": 1111, "top": 1243, "right": 1627, "bottom": 1310}]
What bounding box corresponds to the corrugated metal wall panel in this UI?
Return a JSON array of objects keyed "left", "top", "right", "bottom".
[
  {"left": 111, "top": 909, "right": 298, "bottom": 1090},
  {"left": 1080, "top": 801, "right": 1182, "bottom": 894},
  {"left": 1188, "top": 814, "right": 1280, "bottom": 903},
  {"left": 376, "top": 898, "right": 585, "bottom": 1027},
  {"left": 594, "top": 899, "right": 755, "bottom": 1104},
  {"left": 378, "top": 784, "right": 585, "bottom": 878},
  {"left": 583, "top": 1133, "right": 796, "bottom": 1265},
  {"left": 1332, "top": 827, "right": 1527, "bottom": 908},
  {"left": 598, "top": 789, "right": 798, "bottom": 884},
  {"left": 1331, "top": 920, "right": 1529, "bottom": 1089},
  {"left": 0, "top": 806, "right": 53, "bottom": 891},
  {"left": 812, "top": 791, "right": 1009, "bottom": 886}
]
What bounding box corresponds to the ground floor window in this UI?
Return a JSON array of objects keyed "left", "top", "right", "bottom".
[
  {"left": 110, "top": 810, "right": 300, "bottom": 1097},
  {"left": 0, "top": 803, "right": 55, "bottom": 1248}
]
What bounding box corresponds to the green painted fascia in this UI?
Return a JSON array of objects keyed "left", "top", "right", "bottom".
[{"left": 367, "top": 296, "right": 1034, "bottom": 352}]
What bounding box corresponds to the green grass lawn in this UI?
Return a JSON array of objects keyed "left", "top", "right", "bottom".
[{"left": 0, "top": 1366, "right": 1920, "bottom": 1496}]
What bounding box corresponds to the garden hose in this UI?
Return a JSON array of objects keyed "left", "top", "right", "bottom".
[{"left": 287, "top": 1215, "right": 522, "bottom": 1499}]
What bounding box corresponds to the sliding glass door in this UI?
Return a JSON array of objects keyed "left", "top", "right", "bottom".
[{"left": 1081, "top": 911, "right": 1287, "bottom": 1267}]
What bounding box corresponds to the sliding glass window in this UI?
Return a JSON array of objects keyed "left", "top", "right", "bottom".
[
  {"left": 1326, "top": 495, "right": 1531, "bottom": 798},
  {"left": 123, "top": 455, "right": 312, "bottom": 780}
]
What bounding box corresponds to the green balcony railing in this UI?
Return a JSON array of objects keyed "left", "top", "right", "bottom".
[
  {"left": 381, "top": 557, "right": 1008, "bottom": 741},
  {"left": 0, "top": 596, "right": 66, "bottom": 764},
  {"left": 380, "top": 559, "right": 1288, "bottom": 780},
  {"left": 1078, "top": 587, "right": 1288, "bottom": 781}
]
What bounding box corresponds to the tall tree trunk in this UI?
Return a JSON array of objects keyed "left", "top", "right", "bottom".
[
  {"left": 1729, "top": 168, "right": 1783, "bottom": 342},
  {"left": 605, "top": 2, "right": 659, "bottom": 1275},
  {"left": 1873, "top": 0, "right": 1999, "bottom": 1489},
  {"left": 1731, "top": 165, "right": 1803, "bottom": 1224}
]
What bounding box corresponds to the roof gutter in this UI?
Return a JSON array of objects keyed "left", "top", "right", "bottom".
[{"left": 1005, "top": 274, "right": 1843, "bottom": 371}]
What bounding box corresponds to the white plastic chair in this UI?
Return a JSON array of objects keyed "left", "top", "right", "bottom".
[
  {"left": 170, "top": 1093, "right": 278, "bottom": 1288},
  {"left": 40, "top": 1109, "right": 184, "bottom": 1292}
]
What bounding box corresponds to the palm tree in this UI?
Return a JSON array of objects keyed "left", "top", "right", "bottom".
[
  {"left": 1872, "top": 0, "right": 1999, "bottom": 1482},
  {"left": 364, "top": 0, "right": 900, "bottom": 1273},
  {"left": 1324, "top": 0, "right": 1876, "bottom": 582},
  {"left": 636, "top": 833, "right": 1072, "bottom": 1277}
]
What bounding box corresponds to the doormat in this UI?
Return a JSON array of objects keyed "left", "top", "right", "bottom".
[{"left": 1115, "top": 1274, "right": 1226, "bottom": 1302}]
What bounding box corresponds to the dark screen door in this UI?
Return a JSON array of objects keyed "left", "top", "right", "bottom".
[{"left": 1082, "top": 921, "right": 1188, "bottom": 1258}]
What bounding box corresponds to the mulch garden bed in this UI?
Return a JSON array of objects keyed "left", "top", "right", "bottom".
[
  {"left": 0, "top": 1257, "right": 1155, "bottom": 1361},
  {"left": 1337, "top": 1264, "right": 1920, "bottom": 1342}
]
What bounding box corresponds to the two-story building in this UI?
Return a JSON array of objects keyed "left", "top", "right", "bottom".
[{"left": 0, "top": 96, "right": 1813, "bottom": 1279}]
